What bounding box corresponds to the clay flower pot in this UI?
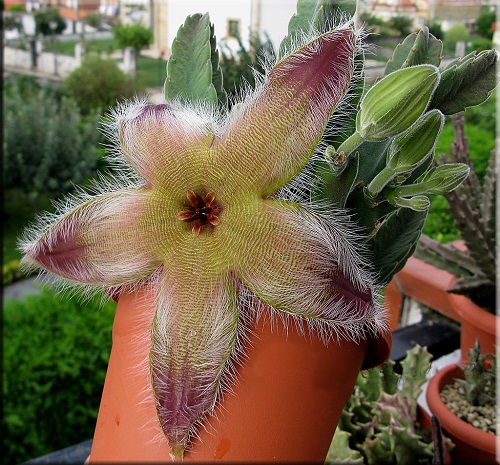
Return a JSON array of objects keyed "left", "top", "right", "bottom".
[
  {"left": 89, "top": 288, "right": 391, "bottom": 462},
  {"left": 426, "top": 362, "right": 497, "bottom": 465},
  {"left": 447, "top": 286, "right": 498, "bottom": 358}
]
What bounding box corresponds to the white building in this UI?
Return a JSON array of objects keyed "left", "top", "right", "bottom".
[{"left": 117, "top": 0, "right": 298, "bottom": 56}]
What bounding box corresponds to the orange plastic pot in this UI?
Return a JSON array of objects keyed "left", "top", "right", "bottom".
[
  {"left": 426, "top": 362, "right": 497, "bottom": 465},
  {"left": 89, "top": 288, "right": 391, "bottom": 463},
  {"left": 447, "top": 288, "right": 498, "bottom": 358}
]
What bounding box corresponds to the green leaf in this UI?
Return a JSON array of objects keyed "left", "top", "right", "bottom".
[
  {"left": 430, "top": 49, "right": 498, "bottom": 115},
  {"left": 368, "top": 207, "right": 428, "bottom": 286},
  {"left": 165, "top": 13, "right": 218, "bottom": 105},
  {"left": 209, "top": 22, "right": 227, "bottom": 105},
  {"left": 279, "top": 0, "right": 325, "bottom": 57},
  {"left": 384, "top": 27, "right": 443, "bottom": 75},
  {"left": 278, "top": 0, "right": 355, "bottom": 57}
]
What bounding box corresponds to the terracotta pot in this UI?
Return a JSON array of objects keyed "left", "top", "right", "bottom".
[
  {"left": 89, "top": 288, "right": 391, "bottom": 463},
  {"left": 426, "top": 362, "right": 497, "bottom": 465},
  {"left": 447, "top": 288, "right": 498, "bottom": 358}
]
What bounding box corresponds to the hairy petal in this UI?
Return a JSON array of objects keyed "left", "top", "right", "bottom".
[
  {"left": 150, "top": 264, "right": 240, "bottom": 459},
  {"left": 234, "top": 201, "right": 386, "bottom": 341},
  {"left": 20, "top": 189, "right": 161, "bottom": 285},
  {"left": 212, "top": 28, "right": 356, "bottom": 197},
  {"left": 116, "top": 102, "right": 215, "bottom": 190}
]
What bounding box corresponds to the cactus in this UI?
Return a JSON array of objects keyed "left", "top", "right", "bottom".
[
  {"left": 457, "top": 340, "right": 496, "bottom": 408},
  {"left": 326, "top": 345, "right": 450, "bottom": 465},
  {"left": 414, "top": 113, "right": 496, "bottom": 313}
]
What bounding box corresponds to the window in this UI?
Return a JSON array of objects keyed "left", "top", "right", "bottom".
[{"left": 227, "top": 19, "right": 240, "bottom": 38}]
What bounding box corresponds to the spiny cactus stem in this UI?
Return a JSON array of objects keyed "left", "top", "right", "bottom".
[{"left": 449, "top": 113, "right": 483, "bottom": 201}]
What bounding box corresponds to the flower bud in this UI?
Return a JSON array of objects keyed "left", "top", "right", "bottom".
[
  {"left": 391, "top": 194, "right": 430, "bottom": 211},
  {"left": 421, "top": 163, "right": 470, "bottom": 194},
  {"left": 356, "top": 65, "right": 440, "bottom": 141},
  {"left": 387, "top": 109, "right": 444, "bottom": 173}
]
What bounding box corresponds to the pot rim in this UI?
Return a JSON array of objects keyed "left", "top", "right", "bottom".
[{"left": 447, "top": 289, "right": 497, "bottom": 333}]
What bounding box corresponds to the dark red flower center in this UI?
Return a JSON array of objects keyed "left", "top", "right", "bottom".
[{"left": 178, "top": 190, "right": 222, "bottom": 237}]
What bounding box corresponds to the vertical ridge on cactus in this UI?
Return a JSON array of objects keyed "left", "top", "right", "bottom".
[{"left": 19, "top": 26, "right": 388, "bottom": 458}]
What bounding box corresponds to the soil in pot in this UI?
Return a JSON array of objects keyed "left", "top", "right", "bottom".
[{"left": 440, "top": 381, "right": 496, "bottom": 435}]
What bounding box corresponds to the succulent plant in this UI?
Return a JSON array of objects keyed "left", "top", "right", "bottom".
[
  {"left": 17, "top": 0, "right": 498, "bottom": 458},
  {"left": 326, "top": 345, "right": 449, "bottom": 465},
  {"left": 414, "top": 113, "right": 496, "bottom": 313},
  {"left": 312, "top": 25, "right": 498, "bottom": 288},
  {"left": 440, "top": 340, "right": 496, "bottom": 434},
  {"left": 457, "top": 340, "right": 496, "bottom": 408}
]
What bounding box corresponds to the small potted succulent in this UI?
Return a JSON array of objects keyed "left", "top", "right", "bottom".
[
  {"left": 426, "top": 340, "right": 496, "bottom": 464},
  {"left": 327, "top": 344, "right": 453, "bottom": 465},
  {"left": 19, "top": 0, "right": 497, "bottom": 461},
  {"left": 415, "top": 111, "right": 497, "bottom": 356}
]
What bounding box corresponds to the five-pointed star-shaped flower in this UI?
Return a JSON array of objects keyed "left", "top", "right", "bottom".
[{"left": 21, "top": 27, "right": 386, "bottom": 458}]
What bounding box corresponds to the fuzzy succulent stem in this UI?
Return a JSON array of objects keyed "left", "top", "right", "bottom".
[
  {"left": 335, "top": 131, "right": 364, "bottom": 160},
  {"left": 366, "top": 166, "right": 397, "bottom": 197}
]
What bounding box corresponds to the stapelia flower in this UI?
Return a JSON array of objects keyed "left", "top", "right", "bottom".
[{"left": 21, "top": 27, "right": 387, "bottom": 459}]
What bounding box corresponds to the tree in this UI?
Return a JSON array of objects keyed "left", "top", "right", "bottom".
[
  {"left": 387, "top": 16, "right": 414, "bottom": 37},
  {"left": 33, "top": 7, "right": 66, "bottom": 36},
  {"left": 444, "top": 23, "right": 470, "bottom": 46},
  {"left": 63, "top": 53, "right": 141, "bottom": 115},
  {"left": 113, "top": 23, "right": 153, "bottom": 54},
  {"left": 475, "top": 12, "right": 496, "bottom": 40},
  {"left": 3, "top": 77, "right": 102, "bottom": 202}
]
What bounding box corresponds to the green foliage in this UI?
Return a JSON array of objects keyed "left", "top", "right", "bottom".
[
  {"left": 422, "top": 195, "right": 459, "bottom": 243},
  {"left": 467, "top": 36, "right": 493, "bottom": 53},
  {"left": 165, "top": 13, "right": 225, "bottom": 106},
  {"left": 327, "top": 345, "right": 436, "bottom": 465},
  {"left": 475, "top": 11, "right": 496, "bottom": 40},
  {"left": 4, "top": 13, "right": 23, "bottom": 31},
  {"left": 386, "top": 16, "right": 415, "bottom": 37},
  {"left": 113, "top": 22, "right": 153, "bottom": 53},
  {"left": 458, "top": 341, "right": 496, "bottom": 407},
  {"left": 279, "top": 0, "right": 355, "bottom": 57},
  {"left": 3, "top": 76, "right": 102, "bottom": 201},
  {"left": 63, "top": 53, "right": 140, "bottom": 115},
  {"left": 444, "top": 24, "right": 469, "bottom": 46},
  {"left": 430, "top": 49, "right": 498, "bottom": 116},
  {"left": 312, "top": 24, "right": 497, "bottom": 287},
  {"left": 84, "top": 12, "right": 110, "bottom": 30},
  {"left": 369, "top": 208, "right": 428, "bottom": 285},
  {"left": 384, "top": 28, "right": 442, "bottom": 75},
  {"left": 3, "top": 287, "right": 116, "bottom": 464},
  {"left": 219, "top": 33, "right": 274, "bottom": 103},
  {"left": 3, "top": 259, "right": 25, "bottom": 285},
  {"left": 415, "top": 113, "right": 496, "bottom": 312},
  {"left": 425, "top": 21, "right": 443, "bottom": 41},
  {"left": 34, "top": 7, "right": 66, "bottom": 36},
  {"left": 8, "top": 3, "right": 26, "bottom": 11}
]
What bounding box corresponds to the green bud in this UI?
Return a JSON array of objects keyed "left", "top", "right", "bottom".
[
  {"left": 356, "top": 65, "right": 440, "bottom": 141},
  {"left": 324, "top": 145, "right": 336, "bottom": 161},
  {"left": 391, "top": 194, "right": 430, "bottom": 211},
  {"left": 421, "top": 163, "right": 470, "bottom": 194},
  {"left": 387, "top": 109, "right": 444, "bottom": 173}
]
